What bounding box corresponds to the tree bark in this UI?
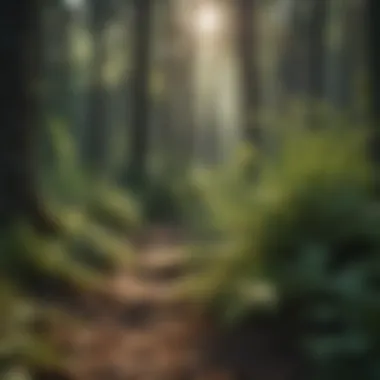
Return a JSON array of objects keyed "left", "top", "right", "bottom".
[
  {"left": 83, "top": 0, "right": 111, "bottom": 177},
  {"left": 281, "top": 0, "right": 310, "bottom": 98},
  {"left": 125, "top": 0, "right": 153, "bottom": 190},
  {"left": 307, "top": 0, "right": 328, "bottom": 101},
  {"left": 368, "top": 0, "right": 380, "bottom": 124},
  {"left": 307, "top": 0, "right": 328, "bottom": 129},
  {"left": 46, "top": 1, "right": 72, "bottom": 124},
  {"left": 0, "top": 1, "right": 57, "bottom": 234},
  {"left": 367, "top": 0, "right": 380, "bottom": 175},
  {"left": 236, "top": 0, "right": 260, "bottom": 145},
  {"left": 154, "top": 0, "right": 175, "bottom": 171}
]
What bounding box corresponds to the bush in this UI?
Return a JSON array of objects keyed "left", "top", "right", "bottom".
[
  {"left": 0, "top": 225, "right": 103, "bottom": 300},
  {"left": 184, "top": 128, "right": 380, "bottom": 379},
  {"left": 0, "top": 277, "right": 64, "bottom": 380},
  {"left": 38, "top": 120, "right": 141, "bottom": 272},
  {"left": 86, "top": 183, "right": 142, "bottom": 234},
  {"left": 0, "top": 116, "right": 142, "bottom": 380},
  {"left": 173, "top": 143, "right": 261, "bottom": 240}
]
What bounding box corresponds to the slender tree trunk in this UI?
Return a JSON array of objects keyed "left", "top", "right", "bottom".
[
  {"left": 126, "top": 0, "right": 153, "bottom": 189},
  {"left": 40, "top": 3, "right": 72, "bottom": 169},
  {"left": 170, "top": 2, "right": 195, "bottom": 169},
  {"left": 307, "top": 0, "right": 328, "bottom": 129},
  {"left": 367, "top": 0, "right": 380, "bottom": 168},
  {"left": 0, "top": 0, "right": 57, "bottom": 233},
  {"left": 48, "top": 3, "right": 72, "bottom": 124},
  {"left": 281, "top": 0, "right": 310, "bottom": 99},
  {"left": 154, "top": 0, "right": 175, "bottom": 171},
  {"left": 347, "top": 0, "right": 367, "bottom": 123},
  {"left": 368, "top": 0, "right": 380, "bottom": 124},
  {"left": 335, "top": 3, "right": 356, "bottom": 110},
  {"left": 307, "top": 0, "right": 328, "bottom": 101},
  {"left": 236, "top": 0, "right": 260, "bottom": 144},
  {"left": 83, "top": 0, "right": 110, "bottom": 177}
]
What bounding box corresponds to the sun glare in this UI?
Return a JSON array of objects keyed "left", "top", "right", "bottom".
[{"left": 194, "top": 3, "right": 223, "bottom": 36}]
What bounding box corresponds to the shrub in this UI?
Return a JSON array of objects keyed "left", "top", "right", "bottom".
[
  {"left": 0, "top": 278, "right": 63, "bottom": 379},
  {"left": 38, "top": 120, "right": 141, "bottom": 272},
  {"left": 184, "top": 128, "right": 380, "bottom": 379}
]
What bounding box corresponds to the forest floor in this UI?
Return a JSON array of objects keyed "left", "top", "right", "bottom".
[{"left": 48, "top": 226, "right": 303, "bottom": 380}]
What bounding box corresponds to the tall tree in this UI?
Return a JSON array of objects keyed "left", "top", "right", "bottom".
[
  {"left": 150, "top": 0, "right": 174, "bottom": 170},
  {"left": 280, "top": 0, "right": 310, "bottom": 98},
  {"left": 323, "top": 0, "right": 349, "bottom": 110},
  {"left": 343, "top": 0, "right": 367, "bottom": 120},
  {"left": 0, "top": 0, "right": 57, "bottom": 233},
  {"left": 124, "top": 0, "right": 153, "bottom": 189},
  {"left": 83, "top": 0, "right": 112, "bottom": 176},
  {"left": 39, "top": 1, "right": 73, "bottom": 170},
  {"left": 45, "top": 0, "right": 73, "bottom": 124},
  {"left": 236, "top": 0, "right": 260, "bottom": 144},
  {"left": 307, "top": 0, "right": 328, "bottom": 102},
  {"left": 367, "top": 0, "right": 380, "bottom": 168},
  {"left": 167, "top": 0, "right": 194, "bottom": 169}
]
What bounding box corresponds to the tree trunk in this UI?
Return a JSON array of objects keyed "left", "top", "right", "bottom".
[
  {"left": 307, "top": 0, "right": 328, "bottom": 129},
  {"left": 236, "top": 0, "right": 260, "bottom": 145},
  {"left": 281, "top": 1, "right": 310, "bottom": 99},
  {"left": 125, "top": 0, "right": 153, "bottom": 190},
  {"left": 40, "top": 3, "right": 73, "bottom": 170},
  {"left": 169, "top": 1, "right": 195, "bottom": 170},
  {"left": 335, "top": 2, "right": 356, "bottom": 111},
  {"left": 0, "top": 0, "right": 57, "bottom": 234},
  {"left": 368, "top": 0, "right": 380, "bottom": 125},
  {"left": 46, "top": 2, "right": 72, "bottom": 124},
  {"left": 83, "top": 0, "right": 110, "bottom": 177},
  {"left": 367, "top": 0, "right": 380, "bottom": 175},
  {"left": 153, "top": 0, "right": 175, "bottom": 173},
  {"left": 307, "top": 0, "right": 328, "bottom": 101}
]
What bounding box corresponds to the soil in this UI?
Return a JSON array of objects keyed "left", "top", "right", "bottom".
[{"left": 46, "top": 226, "right": 305, "bottom": 380}]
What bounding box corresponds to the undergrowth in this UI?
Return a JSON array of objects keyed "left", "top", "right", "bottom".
[
  {"left": 40, "top": 120, "right": 142, "bottom": 270},
  {"left": 182, "top": 127, "right": 380, "bottom": 379},
  {"left": 0, "top": 120, "right": 143, "bottom": 379}
]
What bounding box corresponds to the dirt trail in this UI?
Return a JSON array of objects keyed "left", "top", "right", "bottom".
[
  {"left": 48, "top": 226, "right": 304, "bottom": 380},
  {"left": 48, "top": 227, "right": 214, "bottom": 380}
]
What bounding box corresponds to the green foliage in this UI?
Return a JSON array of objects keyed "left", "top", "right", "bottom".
[
  {"left": 0, "top": 224, "right": 101, "bottom": 297},
  {"left": 39, "top": 120, "right": 142, "bottom": 271},
  {"left": 56, "top": 206, "right": 135, "bottom": 272},
  {"left": 41, "top": 119, "right": 87, "bottom": 203},
  {"left": 141, "top": 178, "right": 186, "bottom": 224},
  {"left": 184, "top": 128, "right": 380, "bottom": 379},
  {"left": 0, "top": 116, "right": 147, "bottom": 379},
  {"left": 173, "top": 143, "right": 262, "bottom": 242},
  {"left": 86, "top": 183, "right": 142, "bottom": 234},
  {"left": 0, "top": 119, "right": 144, "bottom": 378},
  {"left": 0, "top": 281, "right": 63, "bottom": 378}
]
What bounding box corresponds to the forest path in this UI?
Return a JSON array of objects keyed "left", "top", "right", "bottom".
[
  {"left": 51, "top": 226, "right": 221, "bottom": 380},
  {"left": 49, "top": 226, "right": 302, "bottom": 380}
]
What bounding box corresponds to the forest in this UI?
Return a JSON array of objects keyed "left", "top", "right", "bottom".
[{"left": 1, "top": 0, "right": 380, "bottom": 379}]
